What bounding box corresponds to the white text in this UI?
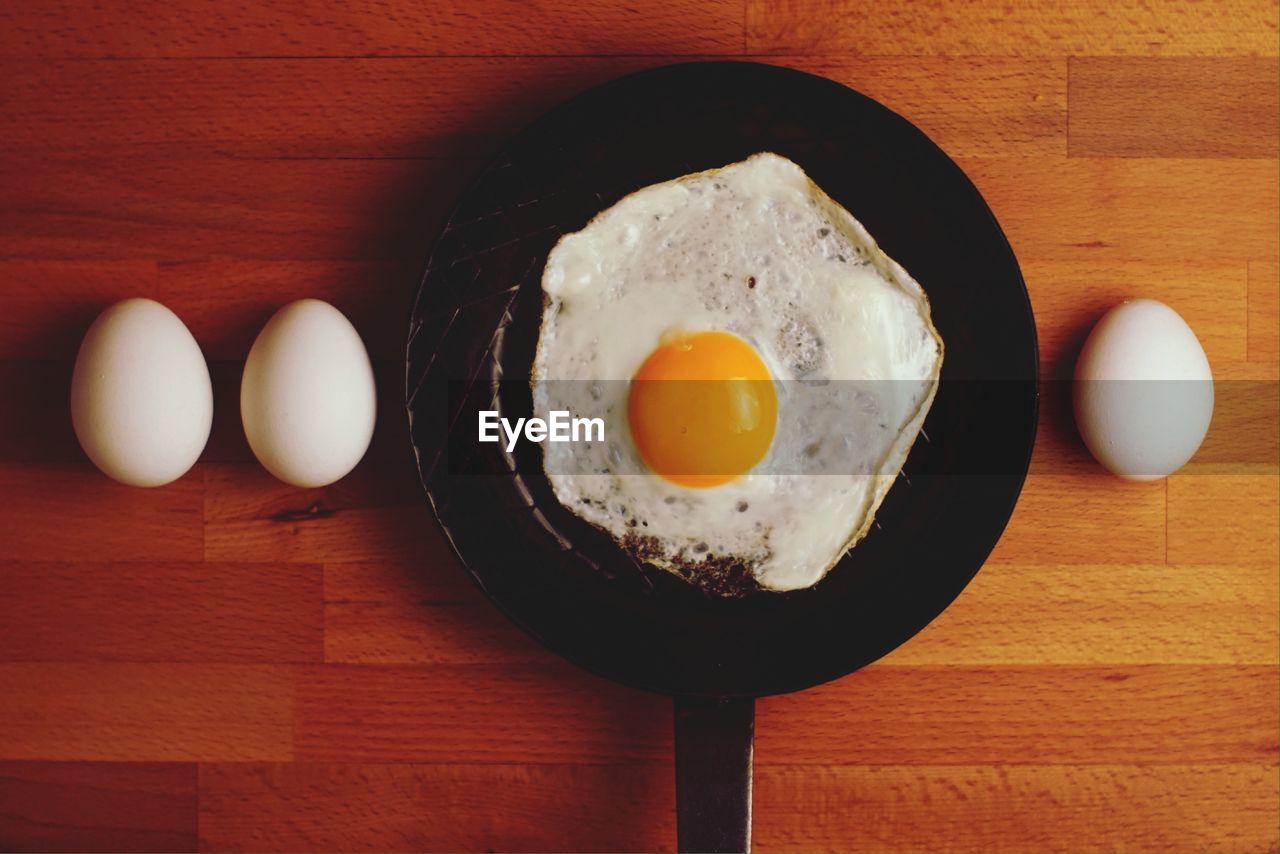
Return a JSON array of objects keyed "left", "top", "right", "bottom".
[{"left": 478, "top": 410, "right": 604, "bottom": 452}]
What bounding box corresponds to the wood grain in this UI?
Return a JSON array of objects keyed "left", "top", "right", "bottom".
[
  {"left": 1069, "top": 57, "right": 1280, "bottom": 158},
  {"left": 203, "top": 461, "right": 431, "bottom": 564},
  {"left": 323, "top": 559, "right": 555, "bottom": 665},
  {"left": 1188, "top": 374, "right": 1280, "bottom": 474},
  {"left": 2, "top": 0, "right": 1278, "bottom": 850},
  {"left": 0, "top": 762, "right": 197, "bottom": 853},
  {"left": 0, "top": 260, "right": 416, "bottom": 362},
  {"left": 987, "top": 471, "right": 1166, "bottom": 565},
  {"left": 1022, "top": 259, "right": 1250, "bottom": 378},
  {"left": 295, "top": 663, "right": 672, "bottom": 764},
  {"left": 290, "top": 663, "right": 1278, "bottom": 766},
  {"left": 886, "top": 562, "right": 1280, "bottom": 665},
  {"left": 755, "top": 665, "right": 1278, "bottom": 766},
  {"left": 329, "top": 557, "right": 1280, "bottom": 667},
  {"left": 0, "top": 158, "right": 467, "bottom": 263},
  {"left": 0, "top": 464, "right": 203, "bottom": 562},
  {"left": 195, "top": 762, "right": 1280, "bottom": 853},
  {"left": 0, "top": 664, "right": 294, "bottom": 761},
  {"left": 0, "top": 58, "right": 646, "bottom": 158},
  {"left": 198, "top": 762, "right": 676, "bottom": 853},
  {"left": 752, "top": 764, "right": 1280, "bottom": 853},
  {"left": 0, "top": 561, "right": 323, "bottom": 663},
  {"left": 0, "top": 0, "right": 744, "bottom": 59},
  {"left": 1215, "top": 359, "right": 1280, "bottom": 382},
  {"left": 1167, "top": 473, "right": 1280, "bottom": 565},
  {"left": 1250, "top": 258, "right": 1280, "bottom": 363},
  {"left": 785, "top": 57, "right": 1065, "bottom": 157},
  {"left": 960, "top": 156, "right": 1279, "bottom": 261},
  {"left": 0, "top": 57, "right": 1064, "bottom": 159},
  {"left": 747, "top": 0, "right": 1280, "bottom": 56},
  {"left": 204, "top": 460, "right": 432, "bottom": 568},
  {"left": 4, "top": 156, "right": 1272, "bottom": 269}
]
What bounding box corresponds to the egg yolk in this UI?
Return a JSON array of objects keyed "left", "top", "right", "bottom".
[{"left": 628, "top": 330, "right": 778, "bottom": 487}]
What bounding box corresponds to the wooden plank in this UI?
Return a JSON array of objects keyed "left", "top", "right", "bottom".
[
  {"left": 295, "top": 664, "right": 672, "bottom": 763},
  {"left": 155, "top": 261, "right": 418, "bottom": 361},
  {"left": 324, "top": 601, "right": 542, "bottom": 666},
  {"left": 1167, "top": 473, "right": 1280, "bottom": 564},
  {"left": 753, "top": 764, "right": 1280, "bottom": 853},
  {"left": 1069, "top": 58, "right": 1279, "bottom": 158},
  {"left": 781, "top": 57, "right": 1065, "bottom": 158},
  {"left": 0, "top": 664, "right": 294, "bottom": 761},
  {"left": 0, "top": 57, "right": 1064, "bottom": 159},
  {"left": 0, "top": 260, "right": 416, "bottom": 361},
  {"left": 293, "top": 664, "right": 1277, "bottom": 766},
  {"left": 746, "top": 0, "right": 1280, "bottom": 56},
  {"left": 755, "top": 665, "right": 1278, "bottom": 766},
  {"left": 0, "top": 464, "right": 203, "bottom": 561},
  {"left": 1022, "top": 260, "right": 1249, "bottom": 378},
  {"left": 4, "top": 157, "right": 1272, "bottom": 271},
  {"left": 323, "top": 560, "right": 553, "bottom": 665},
  {"left": 1249, "top": 257, "right": 1279, "bottom": 363},
  {"left": 203, "top": 461, "right": 431, "bottom": 564},
  {"left": 1187, "top": 367, "right": 1280, "bottom": 474},
  {"left": 0, "top": 261, "right": 159, "bottom": 359},
  {"left": 324, "top": 553, "right": 481, "bottom": 608},
  {"left": 0, "top": 57, "right": 669, "bottom": 158},
  {"left": 196, "top": 762, "right": 1280, "bottom": 853},
  {"left": 0, "top": 0, "right": 745, "bottom": 58},
  {"left": 1214, "top": 359, "right": 1280, "bottom": 382},
  {"left": 0, "top": 561, "right": 323, "bottom": 663},
  {"left": 326, "top": 556, "right": 1280, "bottom": 667},
  {"left": 987, "top": 470, "right": 1165, "bottom": 565},
  {"left": 0, "top": 158, "right": 467, "bottom": 262},
  {"left": 0, "top": 761, "right": 198, "bottom": 853},
  {"left": 960, "top": 156, "right": 1279, "bottom": 262},
  {"left": 886, "top": 563, "right": 1279, "bottom": 666},
  {"left": 198, "top": 762, "right": 676, "bottom": 852},
  {"left": 0, "top": 1, "right": 1273, "bottom": 852}
]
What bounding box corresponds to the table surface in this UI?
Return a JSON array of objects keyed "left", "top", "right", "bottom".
[{"left": 1, "top": 2, "right": 1278, "bottom": 852}]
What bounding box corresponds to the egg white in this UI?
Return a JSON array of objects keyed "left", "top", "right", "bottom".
[{"left": 532, "top": 153, "right": 943, "bottom": 592}]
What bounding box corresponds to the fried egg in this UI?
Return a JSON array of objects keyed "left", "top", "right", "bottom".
[{"left": 532, "top": 152, "right": 942, "bottom": 594}]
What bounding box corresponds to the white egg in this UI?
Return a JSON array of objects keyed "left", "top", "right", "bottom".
[
  {"left": 241, "top": 299, "right": 376, "bottom": 488},
  {"left": 1073, "top": 299, "right": 1213, "bottom": 481},
  {"left": 70, "top": 298, "right": 213, "bottom": 487}
]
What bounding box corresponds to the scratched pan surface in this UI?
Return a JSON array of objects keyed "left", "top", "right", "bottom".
[{"left": 405, "top": 61, "right": 1038, "bottom": 699}]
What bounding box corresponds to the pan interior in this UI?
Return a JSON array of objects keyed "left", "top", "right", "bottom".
[{"left": 405, "top": 61, "right": 1038, "bottom": 698}]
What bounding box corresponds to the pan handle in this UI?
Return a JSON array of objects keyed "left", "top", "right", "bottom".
[{"left": 673, "top": 695, "right": 755, "bottom": 853}]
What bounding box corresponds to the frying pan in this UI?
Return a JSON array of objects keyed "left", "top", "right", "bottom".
[{"left": 405, "top": 62, "right": 1038, "bottom": 852}]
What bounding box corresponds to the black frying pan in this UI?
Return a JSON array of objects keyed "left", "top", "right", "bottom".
[{"left": 405, "top": 62, "right": 1038, "bottom": 852}]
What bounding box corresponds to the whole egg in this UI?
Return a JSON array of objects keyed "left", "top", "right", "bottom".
[
  {"left": 241, "top": 299, "right": 376, "bottom": 488},
  {"left": 1073, "top": 299, "right": 1213, "bottom": 481},
  {"left": 71, "top": 298, "right": 213, "bottom": 487}
]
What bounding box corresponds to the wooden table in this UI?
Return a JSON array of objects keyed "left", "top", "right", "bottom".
[{"left": 1, "top": 2, "right": 1277, "bottom": 851}]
